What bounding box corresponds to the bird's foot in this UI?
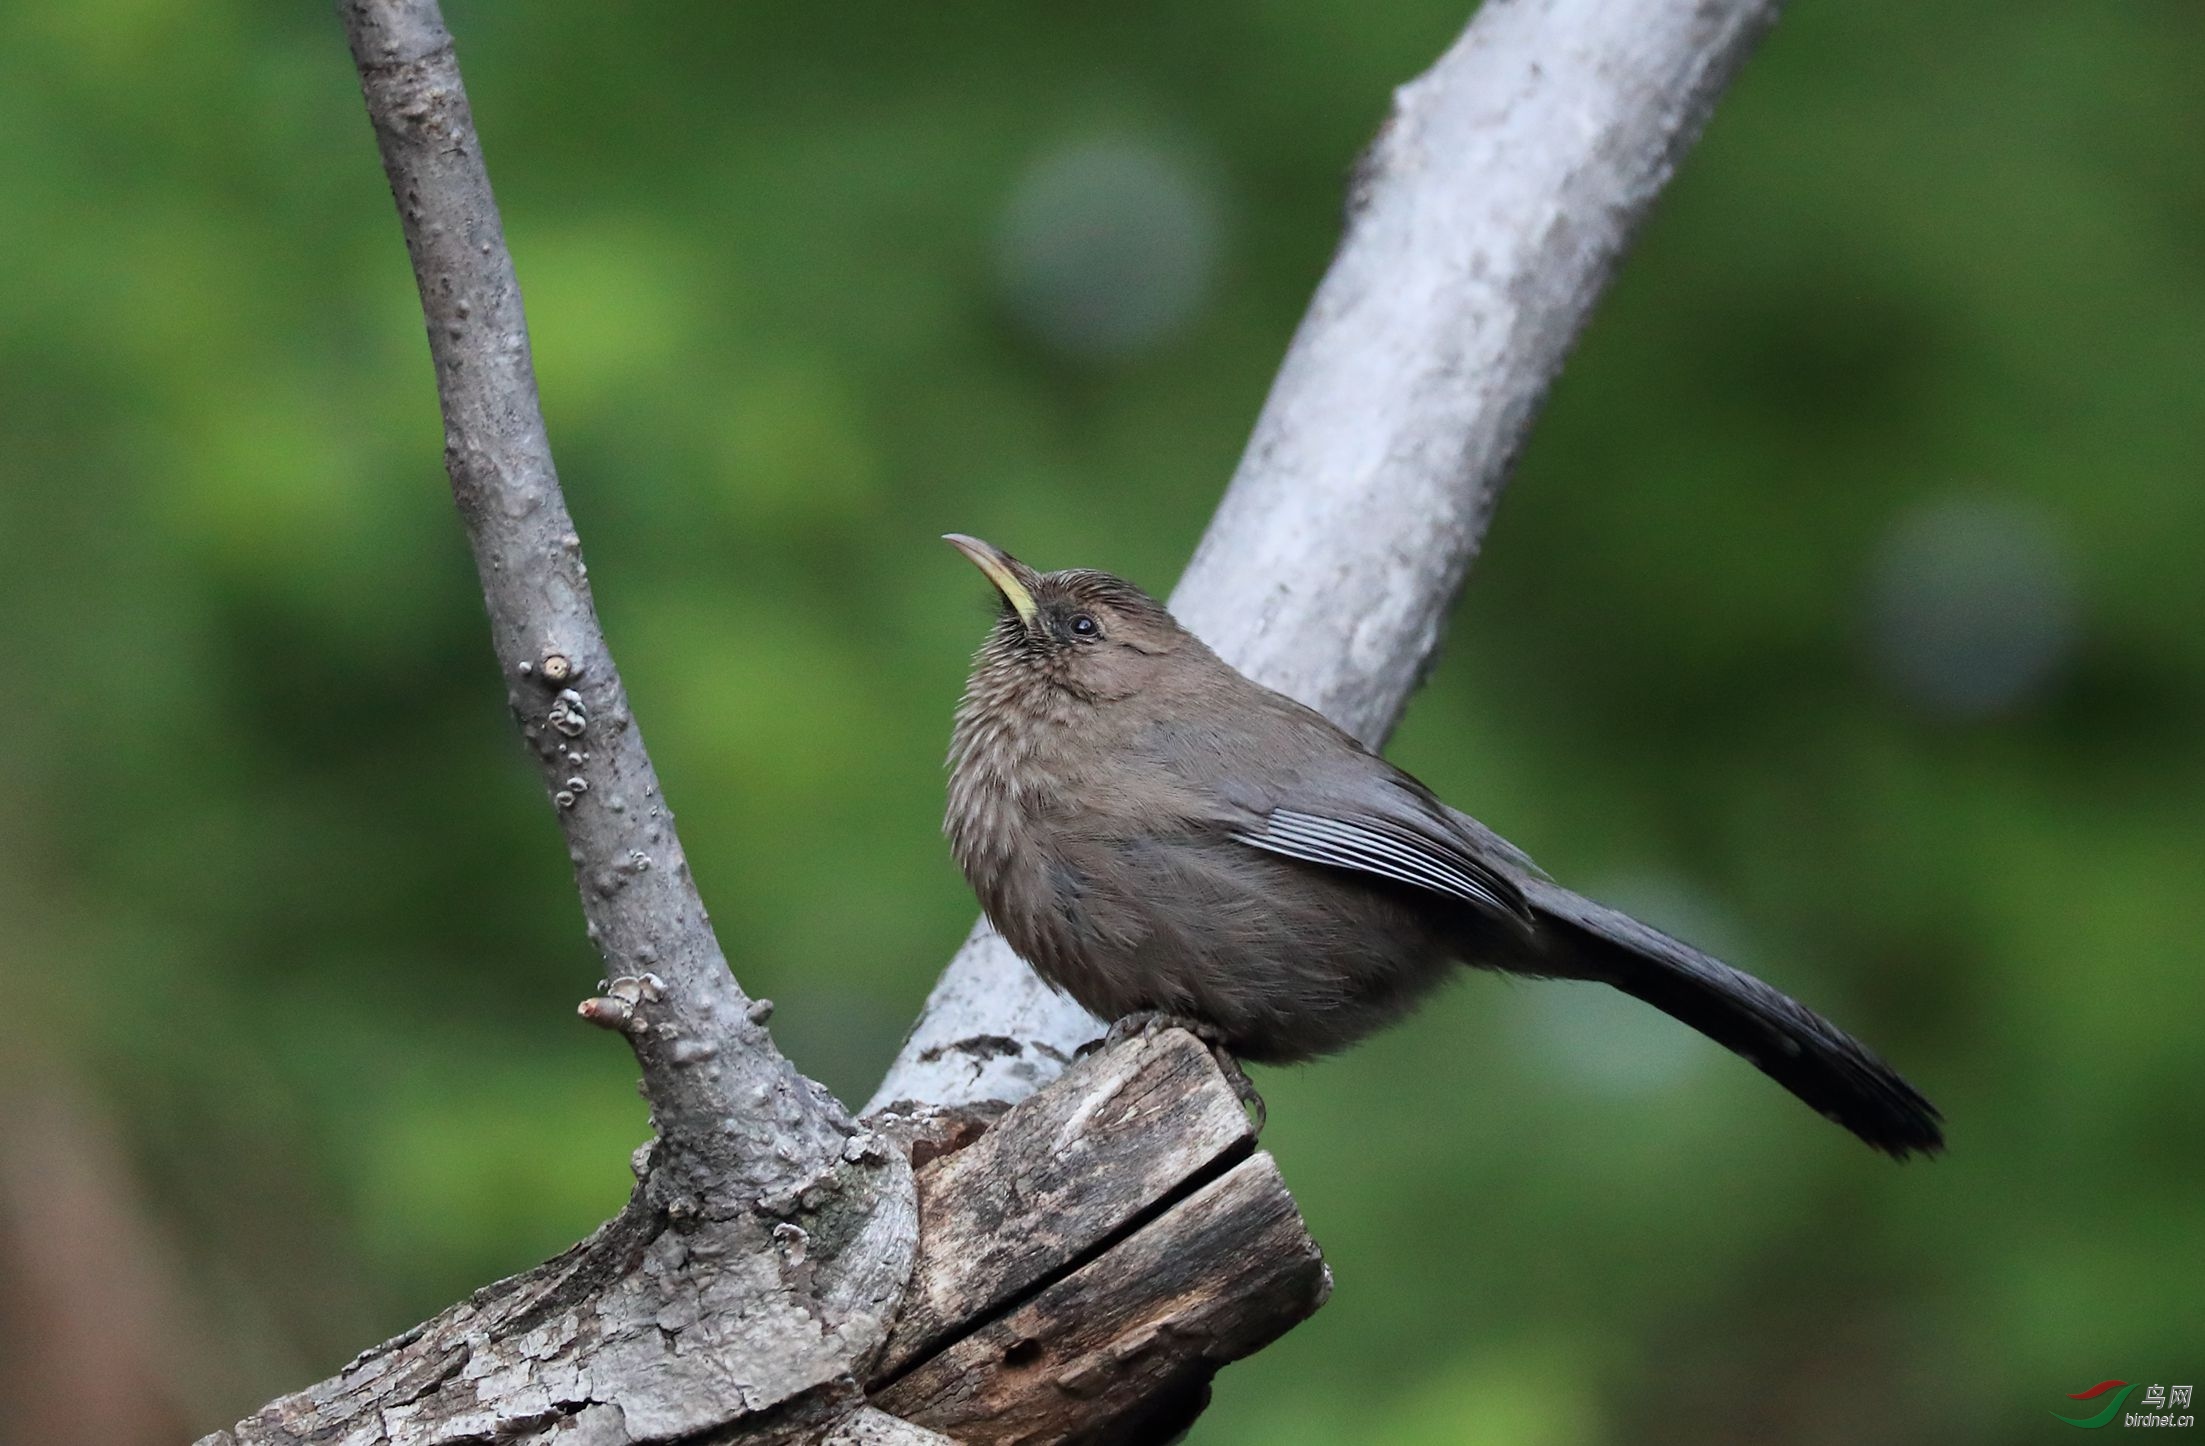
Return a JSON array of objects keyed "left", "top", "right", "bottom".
[
  {"left": 1102, "top": 1008, "right": 1200, "bottom": 1049},
  {"left": 1212, "top": 1048, "right": 1267, "bottom": 1133},
  {"left": 1088, "top": 1011, "right": 1266, "bottom": 1133}
]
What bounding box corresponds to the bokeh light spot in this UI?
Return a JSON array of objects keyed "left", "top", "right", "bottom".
[
  {"left": 992, "top": 133, "right": 1225, "bottom": 363},
  {"left": 1864, "top": 494, "right": 2081, "bottom": 720}
]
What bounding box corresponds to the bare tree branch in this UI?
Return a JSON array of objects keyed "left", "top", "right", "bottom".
[
  {"left": 192, "top": 6, "right": 923, "bottom": 1443},
  {"left": 870, "top": 0, "right": 1784, "bottom": 1117},
  {"left": 339, "top": 0, "right": 848, "bottom": 1201}
]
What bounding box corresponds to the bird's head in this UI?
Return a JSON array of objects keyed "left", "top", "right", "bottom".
[{"left": 944, "top": 534, "right": 1193, "bottom": 703}]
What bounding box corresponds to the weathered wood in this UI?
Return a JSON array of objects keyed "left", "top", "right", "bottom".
[
  {"left": 874, "top": 1153, "right": 1329, "bottom": 1445},
  {"left": 819, "top": 1407, "right": 962, "bottom": 1445},
  {"left": 866, "top": 1032, "right": 1324, "bottom": 1444},
  {"left": 875, "top": 1030, "right": 1256, "bottom": 1378}
]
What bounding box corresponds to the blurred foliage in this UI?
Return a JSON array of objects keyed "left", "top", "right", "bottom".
[{"left": 1, "top": 0, "right": 2201, "bottom": 1441}]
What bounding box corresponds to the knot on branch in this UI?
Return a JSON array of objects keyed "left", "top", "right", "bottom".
[{"left": 578, "top": 971, "right": 665, "bottom": 1033}]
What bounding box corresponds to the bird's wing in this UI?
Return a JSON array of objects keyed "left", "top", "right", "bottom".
[
  {"left": 1129, "top": 689, "right": 1536, "bottom": 930},
  {"left": 1229, "top": 806, "right": 1532, "bottom": 927},
  {"left": 1440, "top": 804, "right": 1548, "bottom": 882}
]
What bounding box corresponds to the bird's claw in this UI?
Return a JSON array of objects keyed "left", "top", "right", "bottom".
[
  {"left": 1211, "top": 1049, "right": 1267, "bottom": 1133},
  {"left": 1108, "top": 1008, "right": 1192, "bottom": 1047}
]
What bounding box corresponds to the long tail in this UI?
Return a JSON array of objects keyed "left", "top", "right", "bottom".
[{"left": 1520, "top": 879, "right": 1944, "bottom": 1159}]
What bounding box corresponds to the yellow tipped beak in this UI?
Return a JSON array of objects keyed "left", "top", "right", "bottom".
[{"left": 944, "top": 533, "right": 1039, "bottom": 625}]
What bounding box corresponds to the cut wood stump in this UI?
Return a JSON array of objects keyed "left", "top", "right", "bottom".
[{"left": 867, "top": 1029, "right": 1330, "bottom": 1444}]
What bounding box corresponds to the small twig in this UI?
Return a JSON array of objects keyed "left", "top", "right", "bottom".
[
  {"left": 339, "top": 0, "right": 848, "bottom": 1202},
  {"left": 869, "top": 0, "right": 1785, "bottom": 1116}
]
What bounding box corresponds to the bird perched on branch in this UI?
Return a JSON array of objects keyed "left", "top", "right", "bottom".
[{"left": 942, "top": 534, "right": 1944, "bottom": 1159}]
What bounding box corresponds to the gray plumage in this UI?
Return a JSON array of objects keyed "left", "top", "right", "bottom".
[{"left": 942, "top": 536, "right": 1944, "bottom": 1159}]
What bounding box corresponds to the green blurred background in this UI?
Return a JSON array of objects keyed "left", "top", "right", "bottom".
[{"left": 3, "top": 0, "right": 2200, "bottom": 1441}]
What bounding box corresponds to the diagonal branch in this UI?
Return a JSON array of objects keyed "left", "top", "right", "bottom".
[
  {"left": 870, "top": 0, "right": 1785, "bottom": 1116},
  {"left": 340, "top": 0, "right": 849, "bottom": 1202}
]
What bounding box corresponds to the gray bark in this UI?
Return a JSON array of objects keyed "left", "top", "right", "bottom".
[
  {"left": 199, "top": 0, "right": 1782, "bottom": 1439},
  {"left": 822, "top": 1409, "right": 960, "bottom": 1446},
  {"left": 198, "top": 1168, "right": 920, "bottom": 1446},
  {"left": 870, "top": 0, "right": 1783, "bottom": 1117}
]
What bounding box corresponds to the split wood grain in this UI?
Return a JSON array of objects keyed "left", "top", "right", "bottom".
[
  {"left": 875, "top": 1029, "right": 1256, "bottom": 1379},
  {"left": 875, "top": 1152, "right": 1328, "bottom": 1445}
]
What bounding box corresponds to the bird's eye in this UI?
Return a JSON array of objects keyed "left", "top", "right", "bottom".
[{"left": 1068, "top": 612, "right": 1100, "bottom": 639}]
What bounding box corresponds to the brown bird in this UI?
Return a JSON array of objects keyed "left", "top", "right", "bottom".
[{"left": 943, "top": 534, "right": 1944, "bottom": 1158}]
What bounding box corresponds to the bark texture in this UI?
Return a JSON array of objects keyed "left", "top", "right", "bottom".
[
  {"left": 198, "top": 1156, "right": 917, "bottom": 1446},
  {"left": 822, "top": 1410, "right": 960, "bottom": 1446},
  {"left": 871, "top": 0, "right": 1784, "bottom": 1118}
]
